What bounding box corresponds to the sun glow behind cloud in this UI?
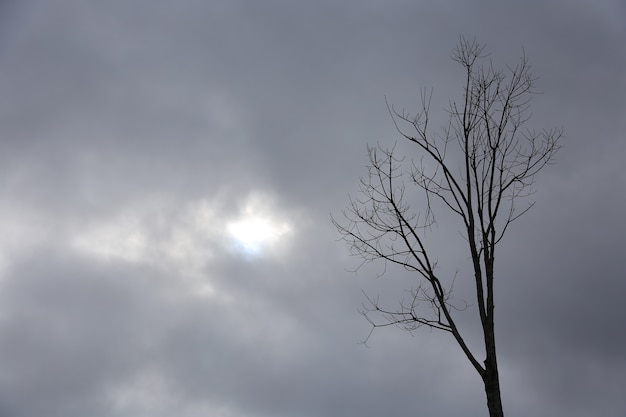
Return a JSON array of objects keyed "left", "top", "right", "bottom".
[
  {"left": 227, "top": 214, "right": 290, "bottom": 255},
  {"left": 226, "top": 193, "right": 292, "bottom": 256},
  {"left": 68, "top": 191, "right": 294, "bottom": 295}
]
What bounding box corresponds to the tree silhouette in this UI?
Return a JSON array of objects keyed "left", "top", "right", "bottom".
[{"left": 333, "top": 37, "right": 562, "bottom": 417}]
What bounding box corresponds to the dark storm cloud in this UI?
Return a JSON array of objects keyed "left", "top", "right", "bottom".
[{"left": 0, "top": 1, "right": 625, "bottom": 416}]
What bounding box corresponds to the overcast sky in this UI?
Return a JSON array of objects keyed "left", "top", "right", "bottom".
[{"left": 1, "top": 1, "right": 625, "bottom": 416}]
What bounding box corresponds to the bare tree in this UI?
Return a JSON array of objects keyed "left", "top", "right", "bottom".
[{"left": 333, "top": 37, "right": 562, "bottom": 417}]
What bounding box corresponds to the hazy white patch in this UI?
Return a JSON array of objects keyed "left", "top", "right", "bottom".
[
  {"left": 107, "top": 368, "right": 242, "bottom": 417},
  {"left": 0, "top": 203, "right": 53, "bottom": 280},
  {"left": 72, "top": 211, "right": 148, "bottom": 263},
  {"left": 69, "top": 191, "right": 296, "bottom": 295},
  {"left": 226, "top": 192, "right": 292, "bottom": 257},
  {"left": 106, "top": 369, "right": 180, "bottom": 415},
  {"left": 71, "top": 196, "right": 222, "bottom": 297}
]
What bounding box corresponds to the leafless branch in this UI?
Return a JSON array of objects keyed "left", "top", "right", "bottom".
[{"left": 333, "top": 37, "right": 562, "bottom": 416}]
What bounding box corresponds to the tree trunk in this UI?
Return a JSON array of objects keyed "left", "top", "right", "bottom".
[{"left": 483, "top": 354, "right": 504, "bottom": 417}]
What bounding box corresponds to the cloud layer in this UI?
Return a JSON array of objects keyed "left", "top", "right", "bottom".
[{"left": 1, "top": 1, "right": 625, "bottom": 416}]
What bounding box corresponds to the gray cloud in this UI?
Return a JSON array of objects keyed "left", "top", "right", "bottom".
[{"left": 1, "top": 1, "right": 625, "bottom": 416}]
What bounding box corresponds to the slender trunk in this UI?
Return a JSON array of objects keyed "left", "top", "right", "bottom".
[{"left": 483, "top": 344, "right": 504, "bottom": 417}]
